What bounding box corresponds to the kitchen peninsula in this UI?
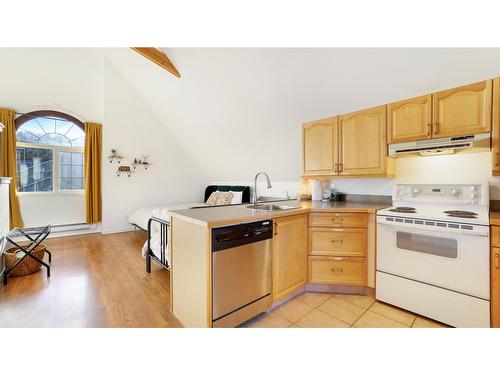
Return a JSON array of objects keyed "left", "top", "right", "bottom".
[{"left": 168, "top": 200, "right": 389, "bottom": 328}]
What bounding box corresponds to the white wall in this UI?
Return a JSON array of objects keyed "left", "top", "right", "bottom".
[
  {"left": 101, "top": 58, "right": 208, "bottom": 233},
  {"left": 0, "top": 48, "right": 104, "bottom": 227},
  {"left": 0, "top": 48, "right": 209, "bottom": 231}
]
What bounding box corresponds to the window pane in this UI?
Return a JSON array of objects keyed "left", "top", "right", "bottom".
[
  {"left": 60, "top": 151, "right": 85, "bottom": 190},
  {"left": 16, "top": 147, "right": 53, "bottom": 192},
  {"left": 17, "top": 115, "right": 85, "bottom": 147},
  {"left": 39, "top": 133, "right": 72, "bottom": 147}
]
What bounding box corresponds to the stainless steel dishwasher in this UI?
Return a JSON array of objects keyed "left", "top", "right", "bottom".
[{"left": 212, "top": 219, "right": 273, "bottom": 328}]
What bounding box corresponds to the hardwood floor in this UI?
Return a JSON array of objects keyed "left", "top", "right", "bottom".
[{"left": 0, "top": 231, "right": 182, "bottom": 328}]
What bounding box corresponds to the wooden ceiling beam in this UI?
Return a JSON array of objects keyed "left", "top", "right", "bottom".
[{"left": 131, "top": 47, "right": 181, "bottom": 78}]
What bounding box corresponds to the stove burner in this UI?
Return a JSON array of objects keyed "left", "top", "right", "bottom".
[
  {"left": 389, "top": 207, "right": 417, "bottom": 213},
  {"left": 444, "top": 210, "right": 478, "bottom": 219}
]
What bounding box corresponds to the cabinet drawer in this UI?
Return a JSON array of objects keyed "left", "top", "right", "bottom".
[
  {"left": 492, "top": 226, "right": 500, "bottom": 247},
  {"left": 309, "top": 212, "right": 368, "bottom": 228},
  {"left": 308, "top": 256, "right": 367, "bottom": 286},
  {"left": 309, "top": 228, "right": 367, "bottom": 257}
]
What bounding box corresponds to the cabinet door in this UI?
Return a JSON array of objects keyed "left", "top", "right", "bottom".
[
  {"left": 493, "top": 78, "right": 500, "bottom": 175},
  {"left": 492, "top": 246, "right": 500, "bottom": 327},
  {"left": 303, "top": 117, "right": 338, "bottom": 176},
  {"left": 387, "top": 95, "right": 432, "bottom": 143},
  {"left": 433, "top": 80, "right": 492, "bottom": 138},
  {"left": 338, "top": 105, "right": 387, "bottom": 176},
  {"left": 272, "top": 214, "right": 308, "bottom": 301}
]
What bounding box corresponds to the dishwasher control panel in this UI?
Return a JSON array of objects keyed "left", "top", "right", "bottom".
[{"left": 212, "top": 220, "right": 273, "bottom": 252}]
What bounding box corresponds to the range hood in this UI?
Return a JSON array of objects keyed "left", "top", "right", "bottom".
[{"left": 388, "top": 133, "right": 490, "bottom": 157}]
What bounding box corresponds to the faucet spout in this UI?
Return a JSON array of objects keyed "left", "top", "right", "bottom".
[{"left": 253, "top": 172, "right": 272, "bottom": 204}]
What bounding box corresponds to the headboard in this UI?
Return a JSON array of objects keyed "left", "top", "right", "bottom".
[{"left": 204, "top": 185, "right": 251, "bottom": 204}]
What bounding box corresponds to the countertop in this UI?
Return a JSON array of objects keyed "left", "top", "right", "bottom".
[
  {"left": 490, "top": 212, "right": 500, "bottom": 226},
  {"left": 169, "top": 200, "right": 391, "bottom": 228}
]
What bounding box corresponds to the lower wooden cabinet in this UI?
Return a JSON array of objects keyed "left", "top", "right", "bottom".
[
  {"left": 272, "top": 214, "right": 308, "bottom": 301},
  {"left": 308, "top": 256, "right": 367, "bottom": 286},
  {"left": 491, "top": 246, "right": 500, "bottom": 327},
  {"left": 307, "top": 212, "right": 368, "bottom": 287},
  {"left": 309, "top": 212, "right": 368, "bottom": 228},
  {"left": 309, "top": 227, "right": 367, "bottom": 257}
]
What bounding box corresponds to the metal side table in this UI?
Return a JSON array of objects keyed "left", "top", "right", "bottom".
[{"left": 4, "top": 225, "right": 52, "bottom": 285}]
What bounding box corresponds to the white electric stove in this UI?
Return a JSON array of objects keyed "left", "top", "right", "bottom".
[{"left": 376, "top": 183, "right": 491, "bottom": 327}]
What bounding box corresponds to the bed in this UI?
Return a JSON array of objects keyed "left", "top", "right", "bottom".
[{"left": 127, "top": 185, "right": 250, "bottom": 272}]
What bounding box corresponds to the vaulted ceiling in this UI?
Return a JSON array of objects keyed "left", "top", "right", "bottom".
[{"left": 105, "top": 48, "right": 500, "bottom": 181}]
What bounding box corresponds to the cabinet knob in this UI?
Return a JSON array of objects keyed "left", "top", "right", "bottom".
[{"left": 495, "top": 253, "right": 499, "bottom": 269}]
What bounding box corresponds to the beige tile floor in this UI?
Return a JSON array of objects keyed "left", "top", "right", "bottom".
[{"left": 244, "top": 292, "right": 448, "bottom": 328}]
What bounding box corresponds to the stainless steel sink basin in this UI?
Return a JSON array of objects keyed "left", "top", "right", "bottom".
[{"left": 245, "top": 203, "right": 298, "bottom": 211}]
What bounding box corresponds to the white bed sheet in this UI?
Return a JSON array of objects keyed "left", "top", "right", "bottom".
[{"left": 127, "top": 203, "right": 207, "bottom": 263}]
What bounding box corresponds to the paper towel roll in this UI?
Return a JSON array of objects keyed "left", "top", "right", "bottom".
[{"left": 311, "top": 180, "right": 322, "bottom": 201}]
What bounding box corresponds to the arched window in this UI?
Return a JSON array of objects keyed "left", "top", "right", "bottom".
[{"left": 15, "top": 111, "right": 85, "bottom": 192}]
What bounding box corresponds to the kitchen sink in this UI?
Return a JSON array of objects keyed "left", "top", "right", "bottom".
[{"left": 245, "top": 203, "right": 298, "bottom": 211}]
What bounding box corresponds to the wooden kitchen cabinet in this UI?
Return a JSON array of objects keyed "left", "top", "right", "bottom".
[
  {"left": 309, "top": 227, "right": 367, "bottom": 257},
  {"left": 492, "top": 246, "right": 500, "bottom": 328},
  {"left": 308, "top": 212, "right": 368, "bottom": 287},
  {"left": 308, "top": 256, "right": 367, "bottom": 285},
  {"left": 302, "top": 116, "right": 338, "bottom": 176},
  {"left": 432, "top": 80, "right": 492, "bottom": 138},
  {"left": 338, "top": 105, "right": 389, "bottom": 176},
  {"left": 272, "top": 214, "right": 308, "bottom": 301},
  {"left": 309, "top": 212, "right": 368, "bottom": 228},
  {"left": 492, "top": 78, "right": 500, "bottom": 175},
  {"left": 387, "top": 95, "right": 432, "bottom": 144}
]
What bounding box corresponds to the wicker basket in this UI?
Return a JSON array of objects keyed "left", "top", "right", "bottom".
[{"left": 4, "top": 245, "right": 47, "bottom": 277}]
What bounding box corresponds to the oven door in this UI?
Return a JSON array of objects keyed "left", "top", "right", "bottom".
[{"left": 377, "top": 219, "right": 489, "bottom": 299}]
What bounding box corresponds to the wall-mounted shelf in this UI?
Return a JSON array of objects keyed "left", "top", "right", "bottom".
[
  {"left": 116, "top": 165, "right": 133, "bottom": 177},
  {"left": 132, "top": 158, "right": 150, "bottom": 170},
  {"left": 108, "top": 150, "right": 124, "bottom": 163}
]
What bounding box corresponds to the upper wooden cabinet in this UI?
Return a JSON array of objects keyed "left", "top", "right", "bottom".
[
  {"left": 387, "top": 95, "right": 432, "bottom": 144},
  {"left": 433, "top": 80, "right": 492, "bottom": 138},
  {"left": 302, "top": 117, "right": 338, "bottom": 176},
  {"left": 492, "top": 78, "right": 500, "bottom": 175},
  {"left": 338, "top": 105, "right": 388, "bottom": 176},
  {"left": 272, "top": 214, "right": 308, "bottom": 301}
]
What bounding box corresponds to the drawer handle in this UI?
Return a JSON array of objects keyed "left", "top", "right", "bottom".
[
  {"left": 495, "top": 253, "right": 500, "bottom": 269},
  {"left": 331, "top": 268, "right": 344, "bottom": 273},
  {"left": 331, "top": 240, "right": 344, "bottom": 244},
  {"left": 331, "top": 218, "right": 343, "bottom": 222}
]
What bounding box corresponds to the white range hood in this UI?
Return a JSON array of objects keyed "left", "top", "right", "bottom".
[{"left": 388, "top": 133, "right": 490, "bottom": 157}]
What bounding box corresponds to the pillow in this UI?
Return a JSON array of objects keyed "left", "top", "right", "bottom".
[
  {"left": 215, "top": 191, "right": 233, "bottom": 205},
  {"left": 206, "top": 191, "right": 220, "bottom": 205},
  {"left": 206, "top": 191, "right": 234, "bottom": 206},
  {"left": 217, "top": 190, "right": 243, "bottom": 205},
  {"left": 230, "top": 191, "right": 243, "bottom": 204}
]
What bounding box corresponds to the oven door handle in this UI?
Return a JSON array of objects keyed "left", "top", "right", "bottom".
[{"left": 377, "top": 220, "right": 490, "bottom": 237}]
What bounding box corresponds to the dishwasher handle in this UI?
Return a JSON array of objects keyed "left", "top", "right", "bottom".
[{"left": 212, "top": 220, "right": 273, "bottom": 252}]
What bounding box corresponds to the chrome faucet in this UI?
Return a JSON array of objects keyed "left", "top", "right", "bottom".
[{"left": 253, "top": 172, "right": 272, "bottom": 203}]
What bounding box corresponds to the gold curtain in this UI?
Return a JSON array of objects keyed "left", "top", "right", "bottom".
[
  {"left": 0, "top": 108, "right": 23, "bottom": 229},
  {"left": 84, "top": 122, "right": 102, "bottom": 224}
]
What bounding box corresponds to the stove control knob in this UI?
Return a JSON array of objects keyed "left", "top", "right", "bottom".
[
  {"left": 412, "top": 188, "right": 420, "bottom": 195},
  {"left": 451, "top": 189, "right": 459, "bottom": 196}
]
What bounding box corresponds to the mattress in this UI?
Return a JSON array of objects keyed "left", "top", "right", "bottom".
[{"left": 127, "top": 203, "right": 207, "bottom": 262}]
